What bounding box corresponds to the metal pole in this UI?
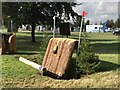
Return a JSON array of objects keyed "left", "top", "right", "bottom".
[
  {"left": 53, "top": 16, "right": 56, "bottom": 38},
  {"left": 78, "top": 16, "right": 83, "bottom": 53},
  {"left": 2, "top": 19, "right": 4, "bottom": 33},
  {"left": 1, "top": 16, "right": 4, "bottom": 33},
  {"left": 11, "top": 20, "right": 13, "bottom": 33},
  {"left": 2, "top": 20, "right": 4, "bottom": 26}
]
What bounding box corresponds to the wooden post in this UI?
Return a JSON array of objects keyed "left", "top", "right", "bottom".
[
  {"left": 0, "top": 34, "right": 2, "bottom": 55},
  {"left": 11, "top": 20, "right": 13, "bottom": 33}
]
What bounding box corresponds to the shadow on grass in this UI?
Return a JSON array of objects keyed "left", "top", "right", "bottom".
[
  {"left": 42, "top": 59, "right": 120, "bottom": 80},
  {"left": 16, "top": 35, "right": 44, "bottom": 53},
  {"left": 96, "top": 60, "right": 120, "bottom": 72},
  {"left": 22, "top": 31, "right": 60, "bottom": 36},
  {"left": 91, "top": 42, "right": 119, "bottom": 54},
  {"left": 3, "top": 52, "right": 38, "bottom": 55},
  {"left": 15, "top": 52, "right": 38, "bottom": 55},
  {"left": 74, "top": 59, "right": 120, "bottom": 79},
  {"left": 89, "top": 39, "right": 117, "bottom": 42}
]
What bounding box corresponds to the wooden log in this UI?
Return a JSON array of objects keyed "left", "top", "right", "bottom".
[
  {"left": 2, "top": 39, "right": 6, "bottom": 54},
  {"left": 49, "top": 38, "right": 67, "bottom": 74},
  {"left": 19, "top": 57, "right": 45, "bottom": 71},
  {"left": 3, "top": 33, "right": 13, "bottom": 53},
  {"left": 8, "top": 34, "right": 17, "bottom": 53},
  {"left": 56, "top": 39, "right": 76, "bottom": 78},
  {"left": 42, "top": 38, "right": 53, "bottom": 67}
]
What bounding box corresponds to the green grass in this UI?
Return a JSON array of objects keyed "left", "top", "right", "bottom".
[
  {"left": 1, "top": 30, "right": 120, "bottom": 88},
  {"left": 2, "top": 55, "right": 39, "bottom": 78},
  {"left": 77, "top": 32, "right": 118, "bottom": 54}
]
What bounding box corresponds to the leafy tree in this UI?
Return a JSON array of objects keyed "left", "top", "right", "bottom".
[
  {"left": 100, "top": 22, "right": 103, "bottom": 25},
  {"left": 118, "top": 16, "right": 120, "bottom": 28},
  {"left": 83, "top": 19, "right": 90, "bottom": 32},
  {"left": 74, "top": 15, "right": 82, "bottom": 27},
  {"left": 85, "top": 20, "right": 90, "bottom": 25},
  {"left": 106, "top": 19, "right": 114, "bottom": 28},
  {"left": 115, "top": 17, "right": 120, "bottom": 28},
  {"left": 2, "top": 2, "right": 79, "bottom": 42}
]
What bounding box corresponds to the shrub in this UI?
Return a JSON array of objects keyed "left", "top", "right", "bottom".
[
  {"left": 40, "top": 31, "right": 50, "bottom": 51},
  {"left": 76, "top": 32, "right": 100, "bottom": 76}
]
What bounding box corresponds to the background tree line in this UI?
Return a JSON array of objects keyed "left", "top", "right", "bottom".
[
  {"left": 85, "top": 16, "right": 120, "bottom": 29},
  {"left": 2, "top": 2, "right": 80, "bottom": 42}
]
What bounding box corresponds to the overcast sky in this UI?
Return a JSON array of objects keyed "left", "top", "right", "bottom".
[{"left": 72, "top": 1, "right": 119, "bottom": 24}]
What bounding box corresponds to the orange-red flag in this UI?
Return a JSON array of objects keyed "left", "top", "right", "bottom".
[
  {"left": 82, "top": 11, "right": 87, "bottom": 17},
  {"left": 1, "top": 16, "right": 4, "bottom": 20}
]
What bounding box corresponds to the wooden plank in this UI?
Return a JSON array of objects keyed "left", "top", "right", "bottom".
[
  {"left": 49, "top": 38, "right": 67, "bottom": 73},
  {"left": 55, "top": 39, "right": 70, "bottom": 76},
  {"left": 59, "top": 39, "right": 76, "bottom": 76},
  {"left": 42, "top": 38, "right": 53, "bottom": 67},
  {"left": 44, "top": 38, "right": 57, "bottom": 70}
]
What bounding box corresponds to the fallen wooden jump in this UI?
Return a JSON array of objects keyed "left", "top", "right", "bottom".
[
  {"left": 42, "top": 38, "right": 77, "bottom": 78},
  {"left": 19, "top": 38, "right": 77, "bottom": 79}
]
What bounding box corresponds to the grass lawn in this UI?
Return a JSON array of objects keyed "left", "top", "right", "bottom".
[{"left": 1, "top": 30, "right": 120, "bottom": 88}]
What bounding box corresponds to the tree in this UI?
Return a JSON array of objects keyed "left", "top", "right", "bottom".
[
  {"left": 106, "top": 19, "right": 114, "bottom": 28},
  {"left": 85, "top": 20, "right": 90, "bottom": 25},
  {"left": 74, "top": 15, "right": 82, "bottom": 27},
  {"left": 84, "top": 19, "right": 90, "bottom": 32},
  {"left": 117, "top": 16, "right": 120, "bottom": 28},
  {"left": 115, "top": 16, "right": 120, "bottom": 28},
  {"left": 2, "top": 2, "right": 79, "bottom": 42}
]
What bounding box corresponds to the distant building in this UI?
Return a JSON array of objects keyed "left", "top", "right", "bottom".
[{"left": 86, "top": 25, "right": 103, "bottom": 33}]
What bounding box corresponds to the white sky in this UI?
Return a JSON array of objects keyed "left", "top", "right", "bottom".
[{"left": 72, "top": 1, "right": 119, "bottom": 24}]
